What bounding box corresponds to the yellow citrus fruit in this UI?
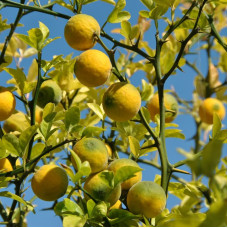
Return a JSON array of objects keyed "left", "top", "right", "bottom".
[
  {"left": 31, "top": 164, "right": 68, "bottom": 201},
  {"left": 102, "top": 82, "right": 141, "bottom": 122},
  {"left": 35, "top": 106, "right": 43, "bottom": 124},
  {"left": 72, "top": 138, "right": 108, "bottom": 174},
  {"left": 74, "top": 49, "right": 112, "bottom": 87},
  {"left": 84, "top": 170, "right": 121, "bottom": 206},
  {"left": 64, "top": 14, "right": 100, "bottom": 51},
  {"left": 147, "top": 93, "right": 178, "bottom": 123},
  {"left": 108, "top": 158, "right": 142, "bottom": 190},
  {"left": 0, "top": 158, "right": 20, "bottom": 172},
  {"left": 109, "top": 200, "right": 122, "bottom": 210},
  {"left": 36, "top": 80, "right": 62, "bottom": 108},
  {"left": 0, "top": 158, "right": 13, "bottom": 172},
  {"left": 0, "top": 87, "right": 16, "bottom": 121},
  {"left": 127, "top": 181, "right": 166, "bottom": 218},
  {"left": 105, "top": 143, "right": 112, "bottom": 157},
  {"left": 199, "top": 98, "right": 226, "bottom": 124}
]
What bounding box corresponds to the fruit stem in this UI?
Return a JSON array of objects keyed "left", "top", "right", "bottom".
[{"left": 95, "top": 35, "right": 126, "bottom": 82}]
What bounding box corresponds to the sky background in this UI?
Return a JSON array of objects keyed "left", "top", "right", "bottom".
[{"left": 0, "top": 0, "right": 227, "bottom": 226}]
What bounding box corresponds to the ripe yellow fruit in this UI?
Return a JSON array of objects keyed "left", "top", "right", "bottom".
[
  {"left": 147, "top": 93, "right": 178, "bottom": 123},
  {"left": 35, "top": 107, "right": 43, "bottom": 124},
  {"left": 64, "top": 14, "right": 100, "bottom": 51},
  {"left": 127, "top": 181, "right": 166, "bottom": 218},
  {"left": 102, "top": 82, "right": 141, "bottom": 122},
  {"left": 31, "top": 164, "right": 68, "bottom": 201},
  {"left": 36, "top": 80, "right": 62, "bottom": 108},
  {"left": 108, "top": 158, "right": 142, "bottom": 190},
  {"left": 0, "top": 158, "right": 20, "bottom": 172},
  {"left": 72, "top": 138, "right": 108, "bottom": 174},
  {"left": 199, "top": 98, "right": 226, "bottom": 124},
  {"left": 84, "top": 171, "right": 121, "bottom": 206},
  {"left": 105, "top": 143, "right": 112, "bottom": 157},
  {"left": 0, "top": 87, "right": 16, "bottom": 121},
  {"left": 0, "top": 158, "right": 13, "bottom": 172},
  {"left": 109, "top": 200, "right": 122, "bottom": 210},
  {"left": 74, "top": 50, "right": 112, "bottom": 87}
]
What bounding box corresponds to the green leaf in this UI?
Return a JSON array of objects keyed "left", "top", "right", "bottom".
[
  {"left": 149, "top": 5, "right": 169, "bottom": 19},
  {"left": 139, "top": 10, "right": 150, "bottom": 18},
  {"left": 60, "top": 164, "right": 75, "bottom": 182},
  {"left": 4, "top": 68, "right": 26, "bottom": 94},
  {"left": 87, "top": 103, "right": 104, "bottom": 120},
  {"left": 0, "top": 191, "right": 27, "bottom": 205},
  {"left": 30, "top": 142, "right": 45, "bottom": 160},
  {"left": 100, "top": 0, "right": 116, "bottom": 5},
  {"left": 2, "top": 134, "right": 20, "bottom": 156},
  {"left": 107, "top": 0, "right": 131, "bottom": 23},
  {"left": 65, "top": 106, "right": 80, "bottom": 132},
  {"left": 153, "top": 0, "right": 174, "bottom": 7},
  {"left": 74, "top": 161, "right": 91, "bottom": 183},
  {"left": 19, "top": 125, "right": 38, "bottom": 157},
  {"left": 108, "top": 209, "right": 140, "bottom": 225},
  {"left": 212, "top": 113, "right": 222, "bottom": 138},
  {"left": 16, "top": 34, "right": 35, "bottom": 48},
  {"left": 0, "top": 140, "right": 7, "bottom": 158},
  {"left": 201, "top": 139, "right": 223, "bottom": 177},
  {"left": 82, "top": 126, "right": 104, "bottom": 138},
  {"left": 120, "top": 21, "right": 131, "bottom": 39},
  {"left": 54, "top": 198, "right": 84, "bottom": 216},
  {"left": 141, "top": 79, "right": 154, "bottom": 101},
  {"left": 165, "top": 129, "right": 185, "bottom": 139},
  {"left": 114, "top": 166, "right": 143, "bottom": 187},
  {"left": 42, "top": 103, "right": 55, "bottom": 119},
  {"left": 69, "top": 148, "right": 81, "bottom": 170},
  {"left": 128, "top": 136, "right": 140, "bottom": 158},
  {"left": 63, "top": 214, "right": 87, "bottom": 227},
  {"left": 99, "top": 170, "right": 115, "bottom": 188},
  {"left": 200, "top": 200, "right": 227, "bottom": 227},
  {"left": 87, "top": 199, "right": 96, "bottom": 217},
  {"left": 139, "top": 0, "right": 153, "bottom": 10},
  {"left": 39, "top": 21, "right": 49, "bottom": 41},
  {"left": 41, "top": 37, "right": 60, "bottom": 49}
]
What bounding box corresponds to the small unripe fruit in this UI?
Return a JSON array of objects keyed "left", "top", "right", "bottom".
[
  {"left": 36, "top": 80, "right": 62, "bottom": 108},
  {"left": 127, "top": 181, "right": 166, "bottom": 218}
]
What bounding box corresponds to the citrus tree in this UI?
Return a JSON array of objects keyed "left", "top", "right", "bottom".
[{"left": 0, "top": 0, "right": 227, "bottom": 226}]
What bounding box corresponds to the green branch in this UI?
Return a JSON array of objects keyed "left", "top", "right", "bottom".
[
  {"left": 162, "top": 0, "right": 208, "bottom": 83},
  {"left": 0, "top": 0, "right": 70, "bottom": 19},
  {"left": 0, "top": 0, "right": 25, "bottom": 65},
  {"left": 100, "top": 30, "right": 154, "bottom": 63},
  {"left": 162, "top": 1, "right": 197, "bottom": 41}
]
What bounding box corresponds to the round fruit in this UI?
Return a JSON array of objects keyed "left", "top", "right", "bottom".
[
  {"left": 105, "top": 143, "right": 112, "bottom": 157},
  {"left": 0, "top": 87, "right": 16, "bottom": 121},
  {"left": 147, "top": 93, "right": 178, "bottom": 123},
  {"left": 108, "top": 158, "right": 142, "bottom": 190},
  {"left": 31, "top": 164, "right": 68, "bottom": 201},
  {"left": 109, "top": 200, "right": 122, "bottom": 210},
  {"left": 102, "top": 82, "right": 141, "bottom": 122},
  {"left": 36, "top": 80, "right": 62, "bottom": 108},
  {"left": 64, "top": 14, "right": 100, "bottom": 51},
  {"left": 127, "top": 181, "right": 166, "bottom": 218},
  {"left": 84, "top": 170, "right": 121, "bottom": 206},
  {"left": 35, "top": 106, "right": 43, "bottom": 124},
  {"left": 0, "top": 158, "right": 13, "bottom": 172},
  {"left": 74, "top": 50, "right": 112, "bottom": 87},
  {"left": 199, "top": 97, "right": 226, "bottom": 124},
  {"left": 72, "top": 138, "right": 108, "bottom": 174}
]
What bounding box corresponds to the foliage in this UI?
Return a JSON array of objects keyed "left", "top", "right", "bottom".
[{"left": 0, "top": 0, "right": 227, "bottom": 226}]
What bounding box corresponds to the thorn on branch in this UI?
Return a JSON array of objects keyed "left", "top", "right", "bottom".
[{"left": 172, "top": 167, "right": 191, "bottom": 175}]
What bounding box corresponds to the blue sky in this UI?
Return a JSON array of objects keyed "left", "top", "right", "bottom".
[{"left": 0, "top": 0, "right": 227, "bottom": 226}]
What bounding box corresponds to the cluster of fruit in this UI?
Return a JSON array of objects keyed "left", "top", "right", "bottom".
[{"left": 31, "top": 137, "right": 167, "bottom": 219}]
